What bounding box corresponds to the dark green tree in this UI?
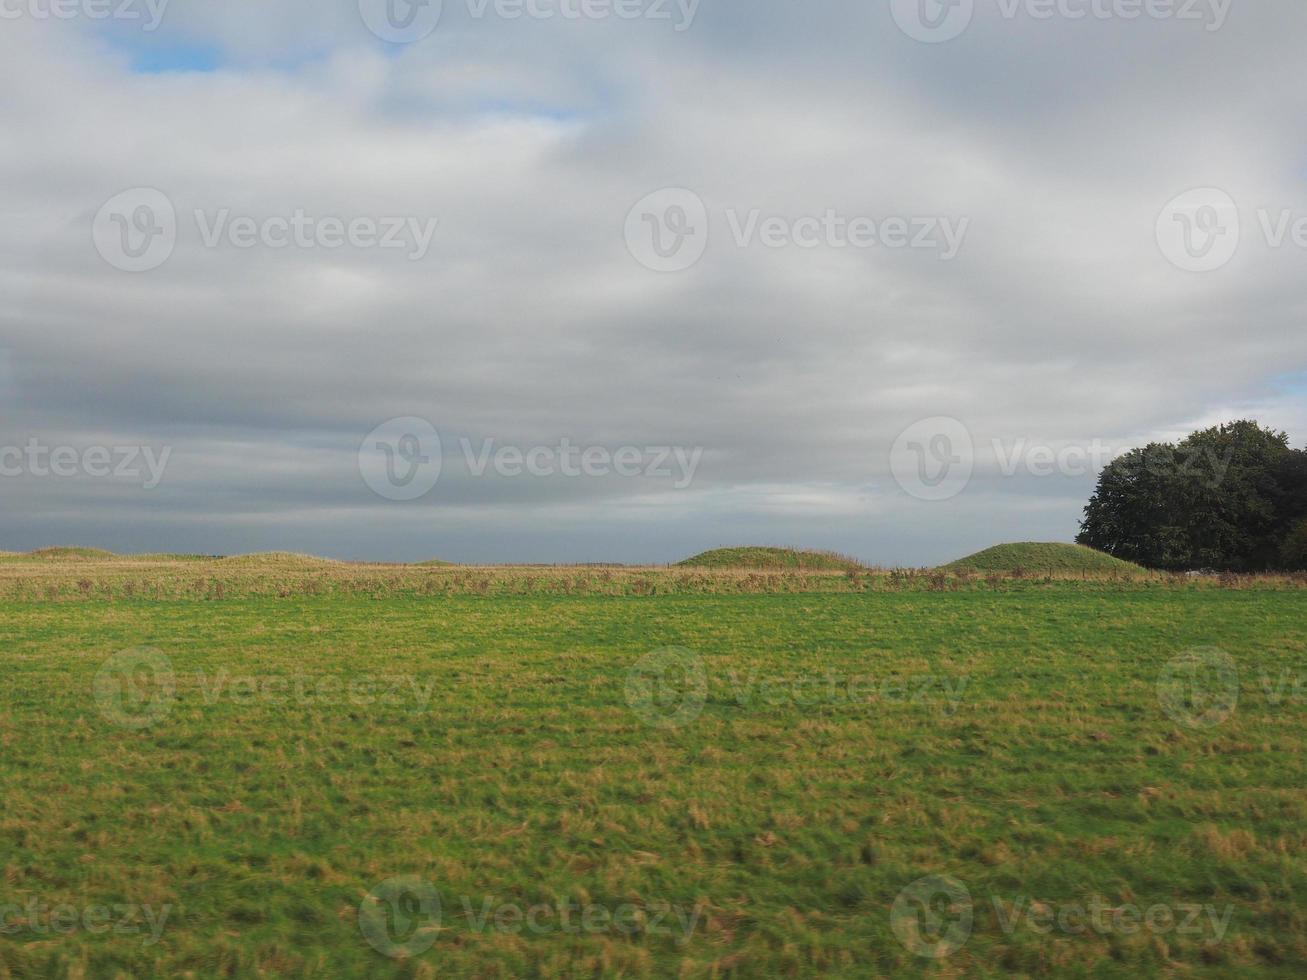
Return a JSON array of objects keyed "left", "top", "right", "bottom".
[
  {"left": 1172, "top": 422, "right": 1294, "bottom": 569},
  {"left": 1078, "top": 421, "right": 1307, "bottom": 571},
  {"left": 1282, "top": 519, "right": 1307, "bottom": 571},
  {"left": 1076, "top": 443, "right": 1191, "bottom": 568}
]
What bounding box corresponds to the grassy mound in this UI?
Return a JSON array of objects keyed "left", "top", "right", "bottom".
[
  {"left": 23, "top": 547, "right": 118, "bottom": 561},
  {"left": 944, "top": 542, "right": 1142, "bottom": 574},
  {"left": 678, "top": 547, "right": 864, "bottom": 571}
]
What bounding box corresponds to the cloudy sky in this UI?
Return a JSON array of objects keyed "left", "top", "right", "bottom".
[{"left": 1, "top": 0, "right": 1304, "bottom": 565}]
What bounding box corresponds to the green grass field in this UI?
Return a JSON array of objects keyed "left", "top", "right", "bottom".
[{"left": 1, "top": 560, "right": 1305, "bottom": 977}]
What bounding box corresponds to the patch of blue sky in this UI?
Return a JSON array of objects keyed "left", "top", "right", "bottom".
[{"left": 94, "top": 26, "right": 329, "bottom": 74}]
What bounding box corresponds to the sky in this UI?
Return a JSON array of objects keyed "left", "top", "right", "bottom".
[{"left": 1, "top": 0, "right": 1305, "bottom": 566}]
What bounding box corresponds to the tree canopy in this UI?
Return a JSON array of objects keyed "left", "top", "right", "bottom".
[{"left": 1077, "top": 421, "right": 1307, "bottom": 571}]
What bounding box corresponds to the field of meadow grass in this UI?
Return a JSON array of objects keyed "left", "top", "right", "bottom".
[
  {"left": 0, "top": 554, "right": 1304, "bottom": 977},
  {"left": 2, "top": 547, "right": 1304, "bottom": 602}
]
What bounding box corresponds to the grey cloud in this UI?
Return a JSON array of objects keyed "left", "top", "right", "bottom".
[{"left": 0, "top": 5, "right": 1303, "bottom": 561}]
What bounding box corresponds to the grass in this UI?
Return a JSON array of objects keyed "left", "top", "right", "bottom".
[
  {"left": 677, "top": 547, "right": 866, "bottom": 571},
  {"left": 0, "top": 559, "right": 1303, "bottom": 977},
  {"left": 0, "top": 552, "right": 1302, "bottom": 602},
  {"left": 0, "top": 549, "right": 217, "bottom": 564},
  {"left": 945, "top": 542, "right": 1144, "bottom": 575},
  {"left": 217, "top": 552, "right": 344, "bottom": 567},
  {"left": 19, "top": 546, "right": 120, "bottom": 561}
]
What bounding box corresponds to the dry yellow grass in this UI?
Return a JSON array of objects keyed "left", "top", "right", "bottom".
[{"left": 0, "top": 552, "right": 1302, "bottom": 600}]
